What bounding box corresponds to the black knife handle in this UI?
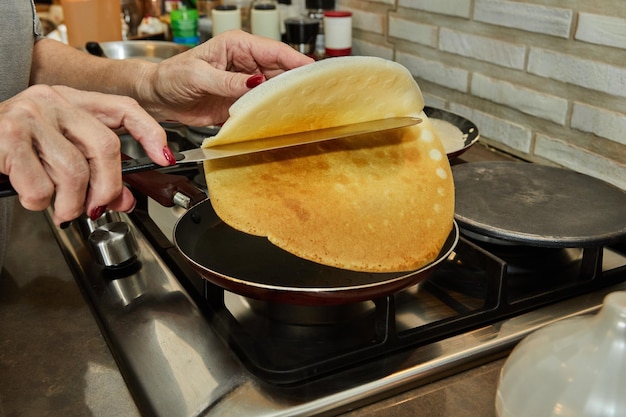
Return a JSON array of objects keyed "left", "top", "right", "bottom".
[
  {"left": 0, "top": 174, "right": 15, "bottom": 198},
  {"left": 0, "top": 153, "right": 187, "bottom": 199}
]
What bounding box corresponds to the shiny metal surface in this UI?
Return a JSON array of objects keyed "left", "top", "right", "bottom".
[
  {"left": 121, "top": 116, "right": 422, "bottom": 174},
  {"left": 48, "top": 210, "right": 626, "bottom": 417},
  {"left": 87, "top": 222, "right": 139, "bottom": 267},
  {"left": 97, "top": 41, "right": 188, "bottom": 62}
]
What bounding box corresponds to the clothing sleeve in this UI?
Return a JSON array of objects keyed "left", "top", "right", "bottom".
[{"left": 32, "top": 0, "right": 45, "bottom": 42}]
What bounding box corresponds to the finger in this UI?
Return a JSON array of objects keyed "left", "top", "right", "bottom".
[
  {"left": 53, "top": 86, "right": 170, "bottom": 168},
  {"left": 33, "top": 125, "right": 94, "bottom": 223},
  {"left": 50, "top": 87, "right": 168, "bottom": 215},
  {"left": 0, "top": 93, "right": 89, "bottom": 219},
  {"left": 105, "top": 187, "right": 137, "bottom": 214},
  {"left": 0, "top": 128, "right": 55, "bottom": 211},
  {"left": 46, "top": 107, "right": 122, "bottom": 218},
  {"left": 212, "top": 30, "right": 314, "bottom": 73}
]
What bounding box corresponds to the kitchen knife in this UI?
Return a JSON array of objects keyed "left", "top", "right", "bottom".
[
  {"left": 0, "top": 116, "right": 421, "bottom": 197},
  {"left": 121, "top": 116, "right": 421, "bottom": 174}
]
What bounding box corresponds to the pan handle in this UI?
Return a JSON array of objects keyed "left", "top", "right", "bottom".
[
  {"left": 122, "top": 153, "right": 206, "bottom": 208},
  {"left": 0, "top": 162, "right": 207, "bottom": 209},
  {"left": 123, "top": 169, "right": 206, "bottom": 208}
]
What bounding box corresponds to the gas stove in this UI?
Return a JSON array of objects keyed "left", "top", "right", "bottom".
[{"left": 47, "top": 126, "right": 626, "bottom": 417}]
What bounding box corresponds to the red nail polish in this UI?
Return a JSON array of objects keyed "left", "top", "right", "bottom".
[
  {"left": 89, "top": 205, "right": 106, "bottom": 221},
  {"left": 163, "top": 146, "right": 176, "bottom": 166},
  {"left": 246, "top": 73, "right": 265, "bottom": 89}
]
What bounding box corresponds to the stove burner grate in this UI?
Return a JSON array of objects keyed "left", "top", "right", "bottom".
[{"left": 133, "top": 203, "right": 626, "bottom": 386}]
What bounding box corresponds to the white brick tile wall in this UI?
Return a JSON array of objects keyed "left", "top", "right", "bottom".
[
  {"left": 346, "top": 0, "right": 626, "bottom": 186},
  {"left": 352, "top": 39, "right": 393, "bottom": 60},
  {"left": 535, "top": 134, "right": 626, "bottom": 190},
  {"left": 398, "top": 0, "right": 472, "bottom": 18},
  {"left": 575, "top": 13, "right": 626, "bottom": 50},
  {"left": 396, "top": 51, "right": 469, "bottom": 92},
  {"left": 571, "top": 102, "right": 626, "bottom": 146},
  {"left": 388, "top": 15, "right": 437, "bottom": 47},
  {"left": 474, "top": 0, "right": 573, "bottom": 38},
  {"left": 346, "top": 7, "right": 385, "bottom": 35},
  {"left": 423, "top": 93, "right": 447, "bottom": 110},
  {"left": 471, "top": 73, "right": 568, "bottom": 125},
  {"left": 449, "top": 103, "right": 533, "bottom": 153},
  {"left": 438, "top": 28, "right": 526, "bottom": 69},
  {"left": 527, "top": 48, "right": 626, "bottom": 98}
]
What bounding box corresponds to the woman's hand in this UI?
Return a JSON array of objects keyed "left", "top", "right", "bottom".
[
  {"left": 137, "top": 30, "right": 314, "bottom": 126},
  {"left": 0, "top": 85, "right": 170, "bottom": 225}
]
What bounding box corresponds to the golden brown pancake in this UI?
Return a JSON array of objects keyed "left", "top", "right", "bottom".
[{"left": 202, "top": 56, "right": 454, "bottom": 272}]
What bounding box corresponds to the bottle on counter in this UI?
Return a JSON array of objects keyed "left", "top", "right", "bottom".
[
  {"left": 222, "top": 0, "right": 253, "bottom": 32},
  {"left": 250, "top": 0, "right": 281, "bottom": 41},
  {"left": 284, "top": 16, "right": 318, "bottom": 57},
  {"left": 60, "top": 0, "right": 122, "bottom": 47},
  {"left": 305, "top": 0, "right": 335, "bottom": 59},
  {"left": 277, "top": 0, "right": 300, "bottom": 38},
  {"left": 170, "top": 5, "right": 200, "bottom": 46},
  {"left": 145, "top": 0, "right": 164, "bottom": 16},
  {"left": 323, "top": 10, "right": 351, "bottom": 57},
  {"left": 211, "top": 4, "right": 242, "bottom": 36}
]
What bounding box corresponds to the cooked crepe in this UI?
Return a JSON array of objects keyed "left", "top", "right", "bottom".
[{"left": 202, "top": 56, "right": 454, "bottom": 272}]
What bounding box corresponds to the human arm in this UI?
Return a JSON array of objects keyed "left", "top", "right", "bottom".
[
  {"left": 30, "top": 30, "right": 314, "bottom": 125},
  {"left": 9, "top": 30, "right": 312, "bottom": 225}
]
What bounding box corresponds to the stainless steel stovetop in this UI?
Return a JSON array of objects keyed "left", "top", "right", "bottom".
[
  {"left": 49, "top": 211, "right": 626, "bottom": 417},
  {"left": 47, "top": 136, "right": 626, "bottom": 417}
]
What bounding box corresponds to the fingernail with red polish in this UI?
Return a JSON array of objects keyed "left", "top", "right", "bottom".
[
  {"left": 246, "top": 73, "right": 265, "bottom": 89},
  {"left": 89, "top": 205, "right": 106, "bottom": 221},
  {"left": 163, "top": 146, "right": 176, "bottom": 166}
]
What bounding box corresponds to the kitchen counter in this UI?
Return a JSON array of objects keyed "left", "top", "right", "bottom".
[
  {"left": 0, "top": 201, "right": 141, "bottom": 417},
  {"left": 0, "top": 145, "right": 507, "bottom": 417}
]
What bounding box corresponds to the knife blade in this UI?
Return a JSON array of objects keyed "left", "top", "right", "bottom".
[
  {"left": 0, "top": 116, "right": 422, "bottom": 197},
  {"left": 121, "top": 116, "right": 421, "bottom": 174}
]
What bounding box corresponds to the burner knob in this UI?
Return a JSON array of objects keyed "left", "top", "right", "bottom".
[
  {"left": 76, "top": 211, "right": 124, "bottom": 238},
  {"left": 88, "top": 222, "right": 139, "bottom": 267}
]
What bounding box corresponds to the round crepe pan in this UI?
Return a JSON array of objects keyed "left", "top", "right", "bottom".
[
  {"left": 424, "top": 107, "right": 480, "bottom": 160},
  {"left": 173, "top": 199, "right": 459, "bottom": 306},
  {"left": 452, "top": 161, "right": 626, "bottom": 247}
]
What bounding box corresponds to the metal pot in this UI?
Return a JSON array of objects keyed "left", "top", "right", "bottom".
[{"left": 96, "top": 41, "right": 189, "bottom": 62}]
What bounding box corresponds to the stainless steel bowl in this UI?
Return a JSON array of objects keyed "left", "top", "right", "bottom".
[{"left": 98, "top": 41, "right": 189, "bottom": 62}]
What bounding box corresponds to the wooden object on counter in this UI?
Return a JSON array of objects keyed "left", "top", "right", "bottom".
[{"left": 60, "top": 0, "right": 122, "bottom": 48}]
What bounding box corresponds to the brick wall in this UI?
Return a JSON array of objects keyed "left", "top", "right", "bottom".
[{"left": 337, "top": 0, "right": 626, "bottom": 190}]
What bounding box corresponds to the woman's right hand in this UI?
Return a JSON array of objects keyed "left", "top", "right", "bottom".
[{"left": 0, "top": 85, "right": 171, "bottom": 226}]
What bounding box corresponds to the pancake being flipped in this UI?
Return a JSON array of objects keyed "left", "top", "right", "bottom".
[{"left": 202, "top": 56, "right": 454, "bottom": 273}]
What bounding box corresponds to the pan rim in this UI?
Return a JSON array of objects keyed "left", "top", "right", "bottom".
[{"left": 173, "top": 207, "right": 459, "bottom": 294}]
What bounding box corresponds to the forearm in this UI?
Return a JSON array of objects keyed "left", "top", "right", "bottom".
[{"left": 30, "top": 39, "right": 156, "bottom": 113}]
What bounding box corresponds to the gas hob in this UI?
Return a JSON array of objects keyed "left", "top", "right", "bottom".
[{"left": 46, "top": 131, "right": 626, "bottom": 416}]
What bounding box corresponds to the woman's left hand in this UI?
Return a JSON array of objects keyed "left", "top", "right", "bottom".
[{"left": 136, "top": 30, "right": 314, "bottom": 126}]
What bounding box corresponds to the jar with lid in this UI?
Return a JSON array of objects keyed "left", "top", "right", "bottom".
[
  {"left": 211, "top": 4, "right": 242, "bottom": 36},
  {"left": 305, "top": 0, "right": 334, "bottom": 59},
  {"left": 170, "top": 6, "right": 200, "bottom": 46},
  {"left": 284, "top": 16, "right": 318, "bottom": 57},
  {"left": 277, "top": 0, "right": 300, "bottom": 38},
  {"left": 323, "top": 10, "right": 351, "bottom": 57},
  {"left": 222, "top": 0, "right": 252, "bottom": 31},
  {"left": 250, "top": 0, "right": 281, "bottom": 40}
]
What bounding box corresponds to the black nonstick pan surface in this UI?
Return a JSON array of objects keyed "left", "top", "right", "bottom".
[
  {"left": 452, "top": 161, "right": 626, "bottom": 247},
  {"left": 173, "top": 200, "right": 459, "bottom": 305}
]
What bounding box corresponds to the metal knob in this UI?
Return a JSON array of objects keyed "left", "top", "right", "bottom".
[
  {"left": 88, "top": 222, "right": 139, "bottom": 267},
  {"left": 77, "top": 211, "right": 123, "bottom": 239}
]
